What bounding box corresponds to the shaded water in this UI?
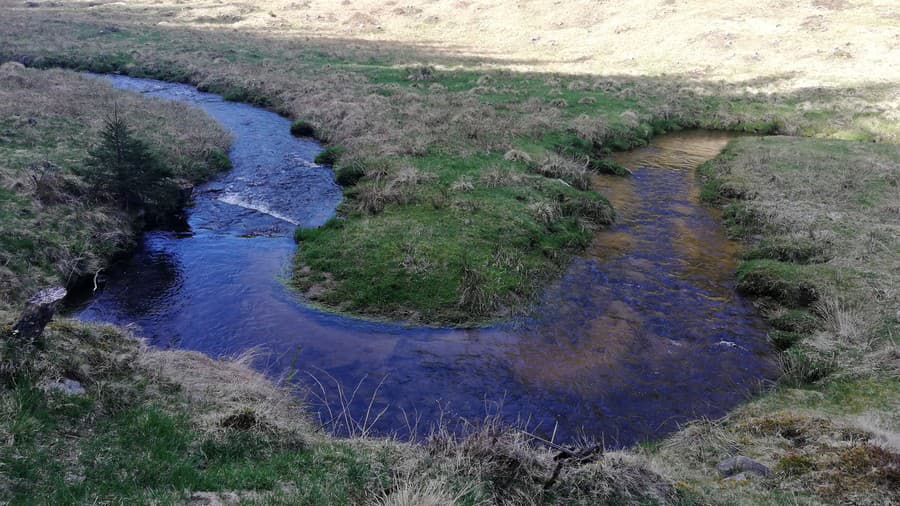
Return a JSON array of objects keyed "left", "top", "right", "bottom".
[{"left": 74, "top": 76, "right": 777, "bottom": 446}]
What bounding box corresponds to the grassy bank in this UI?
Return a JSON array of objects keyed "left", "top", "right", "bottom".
[
  {"left": 0, "top": 64, "right": 230, "bottom": 314},
  {"left": 1, "top": 0, "right": 896, "bottom": 323},
  {"left": 646, "top": 136, "right": 899, "bottom": 505},
  {"left": 2, "top": 317, "right": 685, "bottom": 505}
]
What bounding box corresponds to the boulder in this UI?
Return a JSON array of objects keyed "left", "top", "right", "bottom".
[
  {"left": 12, "top": 286, "right": 67, "bottom": 346},
  {"left": 49, "top": 379, "right": 85, "bottom": 395},
  {"left": 716, "top": 455, "right": 770, "bottom": 478}
]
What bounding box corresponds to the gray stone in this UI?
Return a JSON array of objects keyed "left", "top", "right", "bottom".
[
  {"left": 50, "top": 379, "right": 85, "bottom": 396},
  {"left": 189, "top": 492, "right": 240, "bottom": 505},
  {"left": 716, "top": 455, "right": 770, "bottom": 478},
  {"left": 724, "top": 471, "right": 757, "bottom": 482},
  {"left": 12, "top": 286, "right": 67, "bottom": 345}
]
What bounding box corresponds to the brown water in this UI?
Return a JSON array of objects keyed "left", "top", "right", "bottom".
[{"left": 74, "top": 76, "right": 777, "bottom": 446}]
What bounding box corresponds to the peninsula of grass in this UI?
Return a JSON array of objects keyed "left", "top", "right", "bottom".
[{"left": 0, "top": 66, "right": 672, "bottom": 506}]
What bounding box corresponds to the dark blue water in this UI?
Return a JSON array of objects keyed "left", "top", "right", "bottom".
[{"left": 74, "top": 75, "right": 777, "bottom": 446}]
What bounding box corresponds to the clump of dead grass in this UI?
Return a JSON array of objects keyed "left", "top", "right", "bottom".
[
  {"left": 449, "top": 177, "right": 474, "bottom": 192},
  {"left": 480, "top": 166, "right": 523, "bottom": 187},
  {"left": 404, "top": 412, "right": 674, "bottom": 505},
  {"left": 569, "top": 114, "right": 610, "bottom": 145},
  {"left": 350, "top": 166, "right": 435, "bottom": 214},
  {"left": 548, "top": 98, "right": 569, "bottom": 108},
  {"left": 533, "top": 153, "right": 591, "bottom": 190},
  {"left": 374, "top": 477, "right": 465, "bottom": 506},
  {"left": 139, "top": 347, "right": 311, "bottom": 436},
  {"left": 457, "top": 260, "right": 493, "bottom": 316},
  {"left": 527, "top": 200, "right": 560, "bottom": 226},
  {"left": 503, "top": 149, "right": 532, "bottom": 163}
]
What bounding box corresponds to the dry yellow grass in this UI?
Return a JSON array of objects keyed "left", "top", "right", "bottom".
[
  {"left": 138, "top": 347, "right": 314, "bottom": 436},
  {"left": 102, "top": 0, "right": 900, "bottom": 86}
]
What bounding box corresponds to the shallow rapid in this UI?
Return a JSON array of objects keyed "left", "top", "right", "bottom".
[{"left": 74, "top": 75, "right": 777, "bottom": 446}]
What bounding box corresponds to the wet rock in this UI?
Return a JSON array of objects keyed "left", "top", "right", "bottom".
[
  {"left": 176, "top": 180, "right": 195, "bottom": 202},
  {"left": 12, "top": 286, "right": 67, "bottom": 346},
  {"left": 716, "top": 455, "right": 770, "bottom": 478}
]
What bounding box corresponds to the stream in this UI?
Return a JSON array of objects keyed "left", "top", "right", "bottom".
[{"left": 73, "top": 75, "right": 777, "bottom": 446}]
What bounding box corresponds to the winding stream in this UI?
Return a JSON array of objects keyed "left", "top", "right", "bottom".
[{"left": 74, "top": 75, "right": 777, "bottom": 446}]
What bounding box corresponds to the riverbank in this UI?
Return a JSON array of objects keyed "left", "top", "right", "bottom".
[
  {"left": 2, "top": 0, "right": 896, "bottom": 324},
  {"left": 0, "top": 64, "right": 231, "bottom": 315},
  {"left": 648, "top": 136, "right": 899, "bottom": 504}
]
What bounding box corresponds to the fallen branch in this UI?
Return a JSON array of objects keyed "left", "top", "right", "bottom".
[{"left": 543, "top": 444, "right": 604, "bottom": 490}]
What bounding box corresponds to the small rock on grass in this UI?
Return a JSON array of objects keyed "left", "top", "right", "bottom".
[
  {"left": 49, "top": 379, "right": 85, "bottom": 395},
  {"left": 724, "top": 471, "right": 757, "bottom": 482},
  {"left": 716, "top": 455, "right": 770, "bottom": 478},
  {"left": 189, "top": 492, "right": 240, "bottom": 505}
]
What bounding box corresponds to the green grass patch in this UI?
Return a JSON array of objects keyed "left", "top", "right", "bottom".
[
  {"left": 769, "top": 330, "right": 805, "bottom": 351},
  {"left": 755, "top": 377, "right": 900, "bottom": 416},
  {"left": 290, "top": 118, "right": 317, "bottom": 137},
  {"left": 1, "top": 381, "right": 391, "bottom": 505},
  {"left": 314, "top": 145, "right": 345, "bottom": 165},
  {"left": 770, "top": 309, "right": 821, "bottom": 335},
  {"left": 736, "top": 260, "right": 821, "bottom": 307},
  {"left": 743, "top": 236, "right": 831, "bottom": 264},
  {"left": 295, "top": 152, "right": 611, "bottom": 324}
]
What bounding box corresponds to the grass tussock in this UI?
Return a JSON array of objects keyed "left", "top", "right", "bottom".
[
  {"left": 390, "top": 412, "right": 675, "bottom": 505},
  {"left": 534, "top": 154, "right": 591, "bottom": 190}
]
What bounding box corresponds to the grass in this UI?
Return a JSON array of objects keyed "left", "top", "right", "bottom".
[
  {"left": 293, "top": 152, "right": 612, "bottom": 323},
  {"left": 0, "top": 321, "right": 396, "bottom": 505}
]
